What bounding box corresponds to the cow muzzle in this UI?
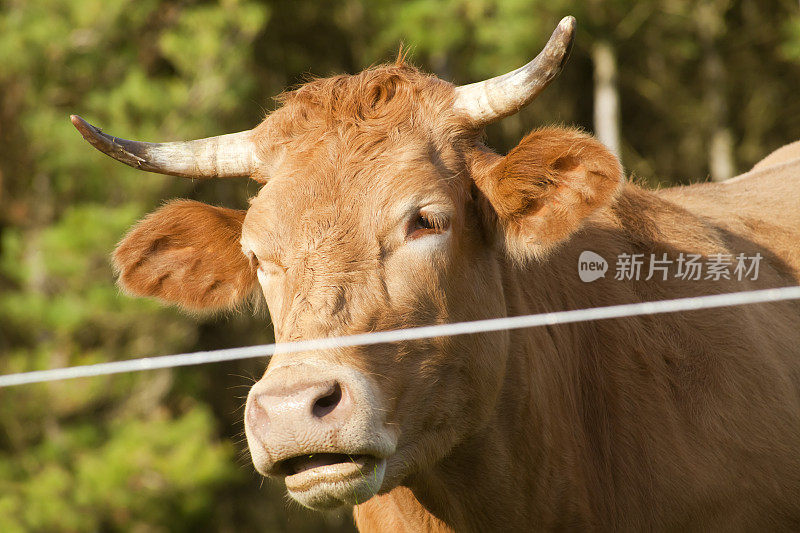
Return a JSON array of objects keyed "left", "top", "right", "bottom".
[{"left": 244, "top": 362, "right": 396, "bottom": 509}]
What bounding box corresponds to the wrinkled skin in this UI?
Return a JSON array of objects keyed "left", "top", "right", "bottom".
[{"left": 109, "top": 63, "right": 800, "bottom": 531}]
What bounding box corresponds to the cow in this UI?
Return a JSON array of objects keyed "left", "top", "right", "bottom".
[{"left": 71, "top": 16, "right": 800, "bottom": 532}]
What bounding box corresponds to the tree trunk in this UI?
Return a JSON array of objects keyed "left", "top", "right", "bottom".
[
  {"left": 592, "top": 40, "right": 621, "bottom": 159},
  {"left": 698, "top": 3, "right": 735, "bottom": 181},
  {"left": 704, "top": 47, "right": 735, "bottom": 181}
]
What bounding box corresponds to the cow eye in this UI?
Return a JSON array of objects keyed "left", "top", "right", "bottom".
[{"left": 407, "top": 211, "right": 449, "bottom": 241}]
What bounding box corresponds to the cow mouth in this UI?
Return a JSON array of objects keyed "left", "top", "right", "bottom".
[
  {"left": 275, "top": 452, "right": 372, "bottom": 477},
  {"left": 276, "top": 453, "right": 387, "bottom": 509}
]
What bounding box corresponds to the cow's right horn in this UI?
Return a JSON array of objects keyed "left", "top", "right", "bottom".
[
  {"left": 453, "top": 16, "right": 576, "bottom": 126},
  {"left": 70, "top": 115, "right": 258, "bottom": 179}
]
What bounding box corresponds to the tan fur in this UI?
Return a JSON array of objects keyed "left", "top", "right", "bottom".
[
  {"left": 111, "top": 62, "right": 800, "bottom": 531},
  {"left": 752, "top": 140, "right": 800, "bottom": 171},
  {"left": 114, "top": 200, "right": 257, "bottom": 310},
  {"left": 472, "top": 127, "right": 624, "bottom": 261}
]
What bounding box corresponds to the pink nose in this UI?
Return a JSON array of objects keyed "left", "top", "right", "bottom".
[
  {"left": 245, "top": 363, "right": 396, "bottom": 483},
  {"left": 246, "top": 377, "right": 353, "bottom": 457}
]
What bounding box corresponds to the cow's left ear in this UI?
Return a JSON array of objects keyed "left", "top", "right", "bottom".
[
  {"left": 472, "top": 127, "right": 624, "bottom": 261},
  {"left": 113, "top": 200, "right": 258, "bottom": 311}
]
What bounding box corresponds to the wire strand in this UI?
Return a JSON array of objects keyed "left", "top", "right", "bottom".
[{"left": 1, "top": 286, "right": 799, "bottom": 388}]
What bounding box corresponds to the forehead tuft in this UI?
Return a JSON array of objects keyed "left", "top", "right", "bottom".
[
  {"left": 285, "top": 64, "right": 450, "bottom": 122},
  {"left": 257, "top": 63, "right": 469, "bottom": 151}
]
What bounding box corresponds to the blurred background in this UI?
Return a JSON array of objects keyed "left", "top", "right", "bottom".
[{"left": 1, "top": 0, "right": 799, "bottom": 531}]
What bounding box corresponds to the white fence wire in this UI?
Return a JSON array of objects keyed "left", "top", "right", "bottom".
[{"left": 1, "top": 286, "right": 799, "bottom": 388}]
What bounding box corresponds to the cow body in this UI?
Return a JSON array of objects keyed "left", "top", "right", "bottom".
[
  {"left": 354, "top": 162, "right": 800, "bottom": 531},
  {"left": 73, "top": 20, "right": 800, "bottom": 530}
]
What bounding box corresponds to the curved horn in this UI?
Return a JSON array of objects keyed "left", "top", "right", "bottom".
[
  {"left": 70, "top": 115, "right": 258, "bottom": 178},
  {"left": 453, "top": 16, "right": 576, "bottom": 125}
]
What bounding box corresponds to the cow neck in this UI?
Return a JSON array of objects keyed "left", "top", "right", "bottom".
[{"left": 370, "top": 262, "right": 586, "bottom": 531}]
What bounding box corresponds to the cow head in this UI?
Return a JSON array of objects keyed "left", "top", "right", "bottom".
[{"left": 73, "top": 17, "right": 622, "bottom": 510}]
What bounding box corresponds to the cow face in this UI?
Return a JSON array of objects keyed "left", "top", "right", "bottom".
[
  {"left": 73, "top": 17, "right": 620, "bottom": 510},
  {"left": 238, "top": 81, "right": 510, "bottom": 507}
]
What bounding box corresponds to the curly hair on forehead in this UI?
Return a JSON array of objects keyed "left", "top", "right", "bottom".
[
  {"left": 248, "top": 54, "right": 477, "bottom": 185},
  {"left": 269, "top": 59, "right": 460, "bottom": 136}
]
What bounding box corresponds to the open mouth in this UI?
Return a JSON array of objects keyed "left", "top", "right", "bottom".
[
  {"left": 276, "top": 452, "right": 385, "bottom": 498},
  {"left": 275, "top": 453, "right": 373, "bottom": 476}
]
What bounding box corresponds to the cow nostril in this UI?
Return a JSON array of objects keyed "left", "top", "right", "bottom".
[{"left": 312, "top": 382, "right": 342, "bottom": 418}]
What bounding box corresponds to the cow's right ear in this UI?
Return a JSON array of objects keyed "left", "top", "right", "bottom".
[
  {"left": 471, "top": 127, "right": 624, "bottom": 262},
  {"left": 113, "top": 200, "right": 258, "bottom": 311}
]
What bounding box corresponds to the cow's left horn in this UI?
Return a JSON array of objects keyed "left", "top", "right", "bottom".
[
  {"left": 70, "top": 115, "right": 258, "bottom": 178},
  {"left": 453, "top": 16, "right": 576, "bottom": 126}
]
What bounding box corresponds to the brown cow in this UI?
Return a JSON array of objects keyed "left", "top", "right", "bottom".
[{"left": 72, "top": 17, "right": 800, "bottom": 532}]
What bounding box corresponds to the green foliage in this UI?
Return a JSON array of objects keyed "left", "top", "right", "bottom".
[
  {"left": 0, "top": 406, "right": 235, "bottom": 532},
  {"left": 0, "top": 0, "right": 282, "bottom": 531},
  {"left": 783, "top": 15, "right": 800, "bottom": 61}
]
